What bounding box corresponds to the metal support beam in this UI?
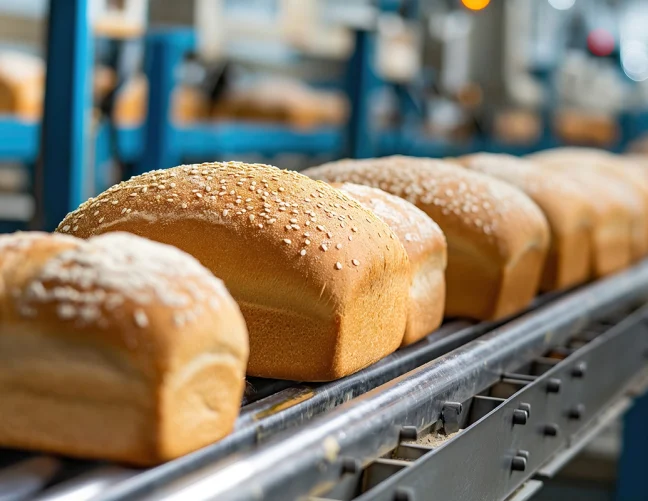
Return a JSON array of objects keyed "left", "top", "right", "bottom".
[
  {"left": 138, "top": 29, "right": 195, "bottom": 175},
  {"left": 37, "top": 0, "right": 93, "bottom": 231},
  {"left": 344, "top": 29, "right": 379, "bottom": 159}
]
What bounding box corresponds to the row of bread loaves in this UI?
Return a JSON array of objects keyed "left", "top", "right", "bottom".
[{"left": 4, "top": 150, "right": 641, "bottom": 466}]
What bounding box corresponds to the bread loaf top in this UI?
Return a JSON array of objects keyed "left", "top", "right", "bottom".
[
  {"left": 453, "top": 153, "right": 594, "bottom": 235},
  {"left": 1, "top": 231, "right": 248, "bottom": 379},
  {"left": 57, "top": 162, "right": 409, "bottom": 318},
  {"left": 334, "top": 182, "right": 446, "bottom": 265},
  {"left": 528, "top": 148, "right": 646, "bottom": 223},
  {"left": 304, "top": 156, "right": 548, "bottom": 265}
]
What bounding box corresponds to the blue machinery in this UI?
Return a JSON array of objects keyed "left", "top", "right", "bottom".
[
  {"left": 4, "top": 1, "right": 648, "bottom": 229},
  {"left": 1, "top": 4, "right": 648, "bottom": 497}
]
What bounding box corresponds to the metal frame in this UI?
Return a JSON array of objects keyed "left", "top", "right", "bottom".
[
  {"left": 102, "top": 262, "right": 648, "bottom": 501},
  {"left": 138, "top": 28, "right": 345, "bottom": 175},
  {"left": 37, "top": 0, "right": 94, "bottom": 231}
]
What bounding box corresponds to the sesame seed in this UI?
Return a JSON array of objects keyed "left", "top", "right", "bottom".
[
  {"left": 283, "top": 239, "right": 292, "bottom": 245},
  {"left": 249, "top": 215, "right": 255, "bottom": 222},
  {"left": 112, "top": 200, "right": 119, "bottom": 205},
  {"left": 348, "top": 235, "right": 353, "bottom": 241},
  {"left": 73, "top": 225, "right": 79, "bottom": 231},
  {"left": 134, "top": 309, "right": 149, "bottom": 328},
  {"left": 290, "top": 218, "right": 298, "bottom": 224},
  {"left": 352, "top": 259, "right": 360, "bottom": 266},
  {"left": 321, "top": 244, "right": 328, "bottom": 251},
  {"left": 305, "top": 239, "right": 311, "bottom": 245},
  {"left": 336, "top": 244, "right": 342, "bottom": 250},
  {"left": 206, "top": 186, "right": 212, "bottom": 192},
  {"left": 98, "top": 218, "right": 104, "bottom": 223},
  {"left": 300, "top": 249, "right": 307, "bottom": 256},
  {"left": 327, "top": 232, "right": 333, "bottom": 238},
  {"left": 335, "top": 262, "right": 343, "bottom": 270},
  {"left": 182, "top": 203, "right": 188, "bottom": 209},
  {"left": 316, "top": 225, "right": 325, "bottom": 231},
  {"left": 94, "top": 211, "right": 99, "bottom": 216},
  {"left": 62, "top": 225, "right": 70, "bottom": 232}
]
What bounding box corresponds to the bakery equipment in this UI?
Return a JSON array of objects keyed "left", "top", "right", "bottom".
[{"left": 0, "top": 261, "right": 647, "bottom": 500}]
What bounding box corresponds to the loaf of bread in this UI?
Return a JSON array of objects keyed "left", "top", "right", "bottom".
[
  {"left": 0, "top": 51, "right": 44, "bottom": 120},
  {"left": 304, "top": 156, "right": 550, "bottom": 321},
  {"left": 452, "top": 153, "right": 594, "bottom": 291},
  {"left": 57, "top": 162, "right": 411, "bottom": 381},
  {"left": 0, "top": 232, "right": 248, "bottom": 465},
  {"left": 529, "top": 147, "right": 648, "bottom": 263},
  {"left": 334, "top": 182, "right": 447, "bottom": 346}
]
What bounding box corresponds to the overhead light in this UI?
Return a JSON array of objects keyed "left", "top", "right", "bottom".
[
  {"left": 548, "top": 0, "right": 576, "bottom": 10},
  {"left": 622, "top": 41, "right": 648, "bottom": 82},
  {"left": 461, "top": 0, "right": 490, "bottom": 11}
]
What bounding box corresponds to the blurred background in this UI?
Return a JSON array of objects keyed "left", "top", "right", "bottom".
[
  {"left": 0, "top": 1, "right": 647, "bottom": 499},
  {"left": 4, "top": 0, "right": 648, "bottom": 232}
]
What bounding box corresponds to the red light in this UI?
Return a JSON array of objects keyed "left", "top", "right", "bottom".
[{"left": 587, "top": 29, "right": 615, "bottom": 57}]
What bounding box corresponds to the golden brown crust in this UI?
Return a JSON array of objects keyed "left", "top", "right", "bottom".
[
  {"left": 529, "top": 147, "right": 644, "bottom": 267},
  {"left": 334, "top": 182, "right": 447, "bottom": 345},
  {"left": 452, "top": 153, "right": 594, "bottom": 290},
  {"left": 57, "top": 162, "right": 411, "bottom": 381},
  {"left": 0, "top": 231, "right": 248, "bottom": 465},
  {"left": 304, "top": 156, "right": 550, "bottom": 321}
]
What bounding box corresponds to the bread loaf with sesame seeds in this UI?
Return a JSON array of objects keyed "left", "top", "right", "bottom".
[
  {"left": 529, "top": 147, "right": 646, "bottom": 268},
  {"left": 452, "top": 153, "right": 594, "bottom": 291},
  {"left": 304, "top": 156, "right": 550, "bottom": 321},
  {"left": 333, "top": 182, "right": 446, "bottom": 346},
  {"left": 0, "top": 231, "right": 248, "bottom": 465},
  {"left": 57, "top": 162, "right": 411, "bottom": 381}
]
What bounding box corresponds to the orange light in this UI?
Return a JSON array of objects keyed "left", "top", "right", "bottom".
[{"left": 461, "top": 0, "right": 490, "bottom": 10}]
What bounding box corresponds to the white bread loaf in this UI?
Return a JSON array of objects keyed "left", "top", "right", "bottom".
[
  {"left": 529, "top": 147, "right": 647, "bottom": 265},
  {"left": 304, "top": 156, "right": 550, "bottom": 321},
  {"left": 453, "top": 153, "right": 594, "bottom": 291},
  {"left": 57, "top": 162, "right": 411, "bottom": 381},
  {"left": 0, "top": 232, "right": 248, "bottom": 466},
  {"left": 334, "top": 182, "right": 447, "bottom": 346}
]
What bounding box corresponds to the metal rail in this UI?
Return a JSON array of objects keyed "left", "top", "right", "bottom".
[
  {"left": 1, "top": 264, "right": 646, "bottom": 501},
  {"left": 0, "top": 318, "right": 496, "bottom": 500},
  {"left": 109, "top": 262, "right": 648, "bottom": 501}
]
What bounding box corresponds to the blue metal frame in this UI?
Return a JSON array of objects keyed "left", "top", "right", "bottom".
[
  {"left": 38, "top": 0, "right": 94, "bottom": 231},
  {"left": 138, "top": 28, "right": 345, "bottom": 174}
]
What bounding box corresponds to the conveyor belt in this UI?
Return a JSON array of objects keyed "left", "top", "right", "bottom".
[
  {"left": 96, "top": 261, "right": 648, "bottom": 501},
  {"left": 0, "top": 316, "right": 499, "bottom": 500},
  {"left": 0, "top": 264, "right": 647, "bottom": 501}
]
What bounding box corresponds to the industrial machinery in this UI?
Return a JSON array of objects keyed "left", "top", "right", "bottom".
[{"left": 1, "top": 254, "right": 647, "bottom": 500}]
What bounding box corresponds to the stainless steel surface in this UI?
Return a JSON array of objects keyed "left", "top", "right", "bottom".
[
  {"left": 1, "top": 262, "right": 647, "bottom": 501},
  {"left": 536, "top": 397, "right": 633, "bottom": 479},
  {"left": 34, "top": 467, "right": 138, "bottom": 501},
  {"left": 347, "top": 308, "right": 648, "bottom": 501},
  {"left": 506, "top": 480, "right": 544, "bottom": 501},
  {"left": 122, "top": 262, "right": 648, "bottom": 501},
  {"left": 0, "top": 457, "right": 60, "bottom": 501},
  {"left": 0, "top": 318, "right": 491, "bottom": 499}
]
